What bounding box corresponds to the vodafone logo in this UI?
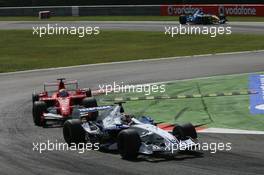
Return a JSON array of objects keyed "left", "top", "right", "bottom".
[
  {"left": 224, "top": 6, "right": 256, "bottom": 15},
  {"left": 167, "top": 6, "right": 202, "bottom": 15}
]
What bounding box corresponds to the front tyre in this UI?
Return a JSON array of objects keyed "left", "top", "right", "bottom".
[
  {"left": 32, "top": 101, "right": 47, "bottom": 126},
  {"left": 173, "top": 123, "right": 197, "bottom": 140},
  {"left": 118, "top": 129, "right": 141, "bottom": 160},
  {"left": 179, "top": 15, "right": 187, "bottom": 24},
  {"left": 172, "top": 124, "right": 185, "bottom": 140},
  {"left": 32, "top": 93, "right": 39, "bottom": 104},
  {"left": 63, "top": 119, "right": 86, "bottom": 145},
  {"left": 181, "top": 123, "right": 197, "bottom": 139}
]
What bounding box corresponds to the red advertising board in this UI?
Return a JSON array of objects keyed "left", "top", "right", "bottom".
[{"left": 160, "top": 4, "right": 264, "bottom": 16}]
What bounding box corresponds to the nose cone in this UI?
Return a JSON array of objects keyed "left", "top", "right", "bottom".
[
  {"left": 58, "top": 98, "right": 71, "bottom": 117},
  {"left": 61, "top": 106, "right": 70, "bottom": 116}
]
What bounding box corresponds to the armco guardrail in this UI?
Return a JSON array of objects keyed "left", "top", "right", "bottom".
[
  {"left": 0, "top": 5, "right": 160, "bottom": 16},
  {"left": 0, "top": 4, "right": 263, "bottom": 17},
  {"left": 79, "top": 5, "right": 160, "bottom": 16},
  {"left": 0, "top": 0, "right": 263, "bottom": 7},
  {"left": 0, "top": 6, "right": 72, "bottom": 16}
]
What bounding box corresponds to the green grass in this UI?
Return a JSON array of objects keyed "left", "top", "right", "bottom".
[
  {"left": 1, "top": 30, "right": 264, "bottom": 73},
  {"left": 0, "top": 16, "right": 264, "bottom": 22},
  {"left": 98, "top": 73, "right": 264, "bottom": 131}
]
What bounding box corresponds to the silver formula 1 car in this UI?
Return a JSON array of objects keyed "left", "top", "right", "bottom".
[{"left": 63, "top": 102, "right": 198, "bottom": 160}]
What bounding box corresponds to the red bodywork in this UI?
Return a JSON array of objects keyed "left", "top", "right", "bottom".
[{"left": 37, "top": 80, "right": 89, "bottom": 118}]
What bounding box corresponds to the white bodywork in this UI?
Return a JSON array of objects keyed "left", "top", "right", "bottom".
[
  {"left": 131, "top": 119, "right": 197, "bottom": 154},
  {"left": 81, "top": 105, "right": 198, "bottom": 155}
]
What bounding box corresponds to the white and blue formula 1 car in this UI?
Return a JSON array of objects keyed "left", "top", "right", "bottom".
[
  {"left": 179, "top": 9, "right": 227, "bottom": 25},
  {"left": 63, "top": 102, "right": 198, "bottom": 160}
]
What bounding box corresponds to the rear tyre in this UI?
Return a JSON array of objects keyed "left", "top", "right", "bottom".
[
  {"left": 117, "top": 129, "right": 141, "bottom": 160},
  {"left": 82, "top": 97, "right": 97, "bottom": 107},
  {"left": 63, "top": 119, "right": 86, "bottom": 145},
  {"left": 179, "top": 15, "right": 187, "bottom": 24},
  {"left": 85, "top": 88, "right": 92, "bottom": 97},
  {"left": 32, "top": 101, "right": 47, "bottom": 126},
  {"left": 202, "top": 16, "right": 211, "bottom": 25},
  {"left": 82, "top": 97, "right": 98, "bottom": 120}
]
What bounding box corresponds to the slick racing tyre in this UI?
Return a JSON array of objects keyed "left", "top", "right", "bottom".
[
  {"left": 32, "top": 93, "right": 39, "bottom": 104},
  {"left": 173, "top": 123, "right": 197, "bottom": 140},
  {"left": 85, "top": 88, "right": 92, "bottom": 97},
  {"left": 118, "top": 129, "right": 141, "bottom": 160},
  {"left": 32, "top": 101, "right": 47, "bottom": 126},
  {"left": 201, "top": 16, "right": 211, "bottom": 25},
  {"left": 181, "top": 123, "right": 197, "bottom": 139},
  {"left": 179, "top": 15, "right": 187, "bottom": 24},
  {"left": 82, "top": 97, "right": 98, "bottom": 120},
  {"left": 63, "top": 119, "right": 86, "bottom": 145},
  {"left": 172, "top": 124, "right": 186, "bottom": 140}
]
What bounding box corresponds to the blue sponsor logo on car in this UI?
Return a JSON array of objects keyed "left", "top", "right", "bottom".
[
  {"left": 79, "top": 106, "right": 113, "bottom": 113},
  {"left": 249, "top": 74, "right": 264, "bottom": 114}
]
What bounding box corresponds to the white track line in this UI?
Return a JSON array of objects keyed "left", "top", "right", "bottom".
[
  {"left": 198, "top": 128, "right": 264, "bottom": 134},
  {"left": 139, "top": 71, "right": 263, "bottom": 85},
  {"left": 1, "top": 49, "right": 264, "bottom": 76}
]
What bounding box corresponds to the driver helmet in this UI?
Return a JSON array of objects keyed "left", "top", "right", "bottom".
[
  {"left": 121, "top": 114, "right": 133, "bottom": 125},
  {"left": 59, "top": 89, "right": 68, "bottom": 97}
]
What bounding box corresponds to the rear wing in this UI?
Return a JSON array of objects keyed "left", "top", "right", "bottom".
[
  {"left": 79, "top": 106, "right": 113, "bottom": 116},
  {"left": 44, "top": 80, "right": 78, "bottom": 91}
]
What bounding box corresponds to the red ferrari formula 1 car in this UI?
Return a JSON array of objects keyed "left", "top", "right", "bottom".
[{"left": 32, "top": 78, "right": 98, "bottom": 127}]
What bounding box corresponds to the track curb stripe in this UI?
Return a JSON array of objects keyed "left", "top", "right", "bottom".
[{"left": 101, "top": 90, "right": 257, "bottom": 102}]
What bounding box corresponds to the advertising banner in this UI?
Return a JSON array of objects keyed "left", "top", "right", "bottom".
[
  {"left": 161, "top": 4, "right": 264, "bottom": 16},
  {"left": 249, "top": 74, "right": 264, "bottom": 114}
]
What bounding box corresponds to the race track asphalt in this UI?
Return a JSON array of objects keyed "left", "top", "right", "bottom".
[{"left": 0, "top": 51, "right": 264, "bottom": 175}]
